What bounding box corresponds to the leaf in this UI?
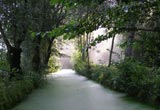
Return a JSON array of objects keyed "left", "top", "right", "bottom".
[{"left": 31, "top": 32, "right": 36, "bottom": 38}]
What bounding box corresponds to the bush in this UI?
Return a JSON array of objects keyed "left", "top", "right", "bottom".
[
  {"left": 47, "top": 56, "right": 60, "bottom": 73},
  {"left": 73, "top": 52, "right": 120, "bottom": 90},
  {"left": 73, "top": 51, "right": 89, "bottom": 76},
  {"left": 116, "top": 59, "right": 149, "bottom": 94},
  {"left": 0, "top": 71, "right": 44, "bottom": 110},
  {"left": 115, "top": 60, "right": 160, "bottom": 104}
]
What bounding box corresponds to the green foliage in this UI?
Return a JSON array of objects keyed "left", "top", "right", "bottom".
[
  {"left": 0, "top": 61, "right": 9, "bottom": 71},
  {"left": 115, "top": 59, "right": 160, "bottom": 104},
  {"left": 63, "top": 0, "right": 160, "bottom": 45},
  {"left": 0, "top": 72, "right": 44, "bottom": 110},
  {"left": 136, "top": 32, "right": 160, "bottom": 66},
  {"left": 73, "top": 51, "right": 88, "bottom": 76},
  {"left": 73, "top": 50, "right": 119, "bottom": 89},
  {"left": 0, "top": 49, "right": 9, "bottom": 71},
  {"left": 90, "top": 65, "right": 119, "bottom": 88},
  {"left": 47, "top": 56, "right": 59, "bottom": 73},
  {"left": 50, "top": 0, "right": 105, "bottom": 7},
  {"left": 116, "top": 59, "right": 149, "bottom": 93}
]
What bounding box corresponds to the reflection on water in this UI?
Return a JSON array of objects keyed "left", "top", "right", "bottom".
[{"left": 13, "top": 69, "right": 157, "bottom": 110}]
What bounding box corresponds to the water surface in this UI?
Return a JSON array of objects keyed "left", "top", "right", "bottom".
[{"left": 12, "top": 69, "right": 156, "bottom": 110}]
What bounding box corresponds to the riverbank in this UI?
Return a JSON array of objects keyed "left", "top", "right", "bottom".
[
  {"left": 0, "top": 72, "right": 44, "bottom": 110},
  {"left": 74, "top": 59, "right": 160, "bottom": 108}
]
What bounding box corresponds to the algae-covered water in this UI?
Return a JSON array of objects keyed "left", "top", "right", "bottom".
[{"left": 12, "top": 69, "right": 156, "bottom": 110}]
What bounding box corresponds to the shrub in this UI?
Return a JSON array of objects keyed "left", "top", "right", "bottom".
[
  {"left": 116, "top": 59, "right": 149, "bottom": 95},
  {"left": 0, "top": 71, "right": 44, "bottom": 110},
  {"left": 73, "top": 51, "right": 89, "bottom": 76},
  {"left": 47, "top": 56, "right": 60, "bottom": 73}
]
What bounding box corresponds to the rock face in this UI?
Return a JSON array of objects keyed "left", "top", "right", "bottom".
[
  {"left": 89, "top": 28, "right": 124, "bottom": 65},
  {"left": 89, "top": 35, "right": 124, "bottom": 65},
  {"left": 58, "top": 39, "right": 76, "bottom": 69},
  {"left": 58, "top": 28, "right": 124, "bottom": 69},
  {"left": 60, "top": 57, "right": 73, "bottom": 69}
]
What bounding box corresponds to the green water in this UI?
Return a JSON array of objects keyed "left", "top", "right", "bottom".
[{"left": 12, "top": 70, "right": 157, "bottom": 110}]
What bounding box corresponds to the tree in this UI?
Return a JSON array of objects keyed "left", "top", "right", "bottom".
[
  {"left": 0, "top": 0, "right": 68, "bottom": 73},
  {"left": 29, "top": 0, "right": 66, "bottom": 72},
  {"left": 0, "top": 0, "right": 29, "bottom": 74}
]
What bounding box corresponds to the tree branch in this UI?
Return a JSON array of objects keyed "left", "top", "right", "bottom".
[
  {"left": 0, "top": 21, "right": 11, "bottom": 50},
  {"left": 118, "top": 27, "right": 160, "bottom": 33}
]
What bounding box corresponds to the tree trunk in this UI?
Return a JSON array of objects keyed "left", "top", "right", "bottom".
[
  {"left": 1, "top": 47, "right": 23, "bottom": 79},
  {"left": 125, "top": 31, "right": 135, "bottom": 58},
  {"left": 86, "top": 33, "right": 90, "bottom": 70},
  {"left": 82, "top": 35, "right": 86, "bottom": 61},
  {"left": 8, "top": 47, "right": 22, "bottom": 71},
  {"left": 108, "top": 35, "right": 115, "bottom": 67},
  {"left": 31, "top": 36, "right": 41, "bottom": 72},
  {"left": 31, "top": 37, "right": 54, "bottom": 72},
  {"left": 0, "top": 22, "right": 22, "bottom": 75},
  {"left": 44, "top": 38, "right": 54, "bottom": 65}
]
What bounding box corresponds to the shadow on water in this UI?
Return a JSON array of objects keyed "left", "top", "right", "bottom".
[
  {"left": 12, "top": 69, "right": 158, "bottom": 110},
  {"left": 121, "top": 96, "right": 159, "bottom": 109}
]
